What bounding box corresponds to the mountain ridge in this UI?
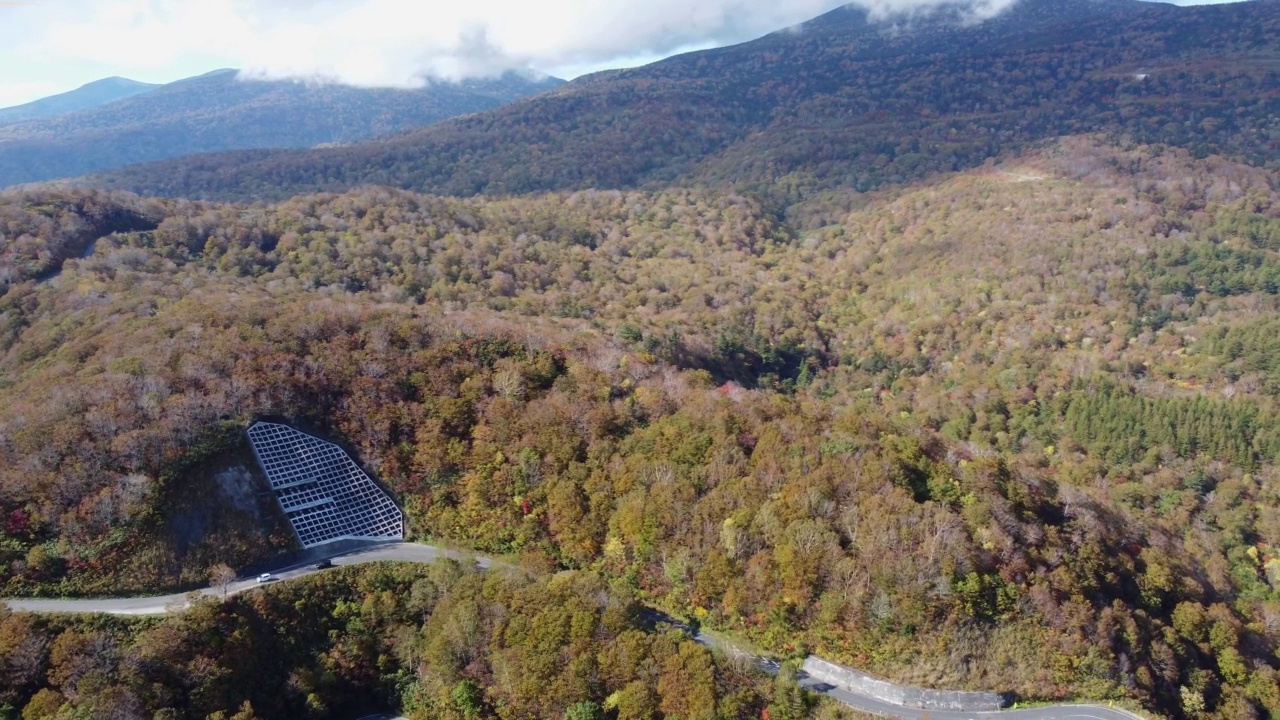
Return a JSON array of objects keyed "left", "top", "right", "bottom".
[
  {"left": 0, "top": 69, "right": 565, "bottom": 188},
  {"left": 74, "top": 0, "right": 1280, "bottom": 203}
]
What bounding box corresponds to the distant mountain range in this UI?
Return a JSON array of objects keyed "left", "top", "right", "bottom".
[
  {"left": 0, "top": 69, "right": 564, "bottom": 188},
  {"left": 0, "top": 77, "right": 160, "bottom": 125},
  {"left": 76, "top": 0, "right": 1280, "bottom": 203}
]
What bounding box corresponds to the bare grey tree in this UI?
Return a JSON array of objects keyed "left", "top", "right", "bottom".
[{"left": 209, "top": 563, "right": 237, "bottom": 598}]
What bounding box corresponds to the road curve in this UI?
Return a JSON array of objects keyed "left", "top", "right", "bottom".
[{"left": 2, "top": 542, "right": 1143, "bottom": 720}]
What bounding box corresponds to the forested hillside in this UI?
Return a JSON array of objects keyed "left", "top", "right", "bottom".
[
  {"left": 82, "top": 0, "right": 1280, "bottom": 204},
  {"left": 0, "top": 70, "right": 563, "bottom": 188},
  {"left": 4, "top": 136, "right": 1280, "bottom": 717}
]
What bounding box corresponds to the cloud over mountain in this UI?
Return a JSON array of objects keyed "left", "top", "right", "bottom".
[{"left": 13, "top": 0, "right": 1033, "bottom": 87}]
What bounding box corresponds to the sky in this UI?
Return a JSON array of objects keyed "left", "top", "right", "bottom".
[{"left": 0, "top": 0, "right": 1254, "bottom": 109}]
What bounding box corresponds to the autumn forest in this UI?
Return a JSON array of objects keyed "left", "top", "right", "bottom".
[{"left": 3, "top": 0, "right": 1280, "bottom": 718}]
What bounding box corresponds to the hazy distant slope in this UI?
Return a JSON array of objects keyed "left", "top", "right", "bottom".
[
  {"left": 0, "top": 69, "right": 564, "bottom": 188},
  {"left": 0, "top": 77, "right": 160, "bottom": 125},
  {"left": 80, "top": 0, "right": 1280, "bottom": 203}
]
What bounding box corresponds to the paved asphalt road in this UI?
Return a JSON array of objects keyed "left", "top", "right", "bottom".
[
  {"left": 815, "top": 685, "right": 1143, "bottom": 720},
  {"left": 3, "top": 542, "right": 1142, "bottom": 720}
]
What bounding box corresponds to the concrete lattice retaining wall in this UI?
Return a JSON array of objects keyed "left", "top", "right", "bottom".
[{"left": 801, "top": 656, "right": 1005, "bottom": 712}]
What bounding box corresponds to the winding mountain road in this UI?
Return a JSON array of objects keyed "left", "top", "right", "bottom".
[{"left": 2, "top": 542, "right": 1143, "bottom": 720}]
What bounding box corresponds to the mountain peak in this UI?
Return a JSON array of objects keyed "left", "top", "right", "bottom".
[
  {"left": 88, "top": 76, "right": 152, "bottom": 87},
  {"left": 0, "top": 76, "right": 160, "bottom": 126}
]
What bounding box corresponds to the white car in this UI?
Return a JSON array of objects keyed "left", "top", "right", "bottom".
[{"left": 257, "top": 573, "right": 273, "bottom": 583}]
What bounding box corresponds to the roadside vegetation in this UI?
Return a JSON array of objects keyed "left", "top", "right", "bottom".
[{"left": 0, "top": 561, "right": 786, "bottom": 720}]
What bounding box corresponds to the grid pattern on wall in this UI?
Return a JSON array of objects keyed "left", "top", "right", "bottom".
[{"left": 247, "top": 421, "right": 403, "bottom": 548}]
